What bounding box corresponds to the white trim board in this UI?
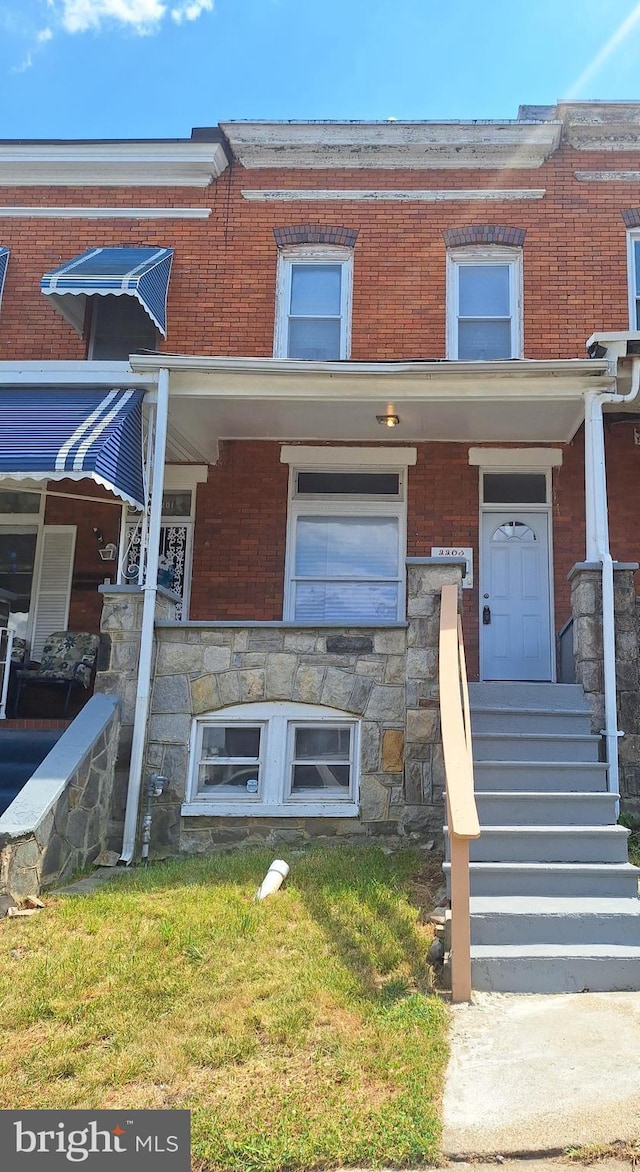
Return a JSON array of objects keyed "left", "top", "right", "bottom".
[
  {"left": 468, "top": 448, "right": 563, "bottom": 467},
  {"left": 242, "top": 188, "right": 546, "bottom": 203},
  {"left": 575, "top": 171, "right": 640, "bottom": 181},
  {"left": 0, "top": 207, "right": 211, "bottom": 219},
  {"left": 280, "top": 445, "right": 417, "bottom": 465}
]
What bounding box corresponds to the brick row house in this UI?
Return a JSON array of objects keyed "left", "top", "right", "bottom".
[{"left": 3, "top": 103, "right": 640, "bottom": 989}]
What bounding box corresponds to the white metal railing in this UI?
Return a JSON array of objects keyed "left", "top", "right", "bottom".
[
  {"left": 439, "top": 583, "right": 481, "bottom": 1002},
  {"left": 0, "top": 626, "right": 14, "bottom": 719}
]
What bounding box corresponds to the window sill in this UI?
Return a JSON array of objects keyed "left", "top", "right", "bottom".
[{"left": 181, "top": 801, "right": 360, "bottom": 818}]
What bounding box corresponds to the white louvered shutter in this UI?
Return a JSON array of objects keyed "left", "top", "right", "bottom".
[{"left": 30, "top": 526, "right": 77, "bottom": 660}]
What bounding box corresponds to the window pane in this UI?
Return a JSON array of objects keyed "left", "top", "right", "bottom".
[
  {"left": 201, "top": 725, "right": 261, "bottom": 759},
  {"left": 458, "top": 319, "right": 512, "bottom": 360},
  {"left": 459, "top": 264, "right": 510, "bottom": 317},
  {"left": 291, "top": 763, "right": 351, "bottom": 791},
  {"left": 295, "top": 727, "right": 351, "bottom": 760},
  {"left": 483, "top": 473, "right": 547, "bottom": 504},
  {"left": 296, "top": 472, "right": 400, "bottom": 496},
  {"left": 0, "top": 531, "right": 37, "bottom": 639},
  {"left": 197, "top": 764, "right": 260, "bottom": 794},
  {"left": 91, "top": 294, "right": 157, "bottom": 360},
  {"left": 288, "top": 318, "right": 341, "bottom": 360},
  {"left": 294, "top": 581, "right": 398, "bottom": 622},
  {"left": 0, "top": 492, "right": 40, "bottom": 515},
  {"left": 290, "top": 265, "right": 341, "bottom": 316},
  {"left": 635, "top": 241, "right": 640, "bottom": 298},
  {"left": 161, "top": 491, "right": 192, "bottom": 518},
  {"left": 295, "top": 516, "right": 398, "bottom": 578}
]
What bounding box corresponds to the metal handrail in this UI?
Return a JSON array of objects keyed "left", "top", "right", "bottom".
[
  {"left": 439, "top": 583, "right": 480, "bottom": 1002},
  {"left": 0, "top": 626, "right": 14, "bottom": 720}
]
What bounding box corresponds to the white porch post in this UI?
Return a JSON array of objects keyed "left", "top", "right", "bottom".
[{"left": 120, "top": 367, "right": 169, "bottom": 864}]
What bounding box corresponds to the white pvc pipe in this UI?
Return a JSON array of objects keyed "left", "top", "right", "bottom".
[
  {"left": 120, "top": 368, "right": 170, "bottom": 864},
  {"left": 584, "top": 357, "right": 640, "bottom": 805},
  {"left": 256, "top": 859, "right": 290, "bottom": 901}
]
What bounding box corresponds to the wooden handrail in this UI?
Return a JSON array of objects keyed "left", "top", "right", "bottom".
[{"left": 439, "top": 582, "right": 480, "bottom": 1003}]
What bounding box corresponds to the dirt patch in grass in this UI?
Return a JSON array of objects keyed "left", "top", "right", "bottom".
[{"left": 0, "top": 846, "right": 447, "bottom": 1171}]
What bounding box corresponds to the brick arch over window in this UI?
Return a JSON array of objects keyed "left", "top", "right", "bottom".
[
  {"left": 273, "top": 225, "right": 359, "bottom": 248},
  {"left": 442, "top": 225, "right": 526, "bottom": 248},
  {"left": 622, "top": 209, "right": 640, "bottom": 228}
]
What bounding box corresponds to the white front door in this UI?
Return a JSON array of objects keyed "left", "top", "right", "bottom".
[{"left": 480, "top": 511, "right": 553, "bottom": 681}]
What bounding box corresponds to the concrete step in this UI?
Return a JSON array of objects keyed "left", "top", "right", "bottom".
[
  {"left": 473, "top": 760, "right": 609, "bottom": 792},
  {"left": 443, "top": 861, "right": 640, "bottom": 898},
  {"left": 475, "top": 791, "right": 618, "bottom": 826},
  {"left": 457, "top": 825, "right": 630, "bottom": 865},
  {"left": 470, "top": 944, "right": 640, "bottom": 993},
  {"left": 473, "top": 732, "right": 601, "bottom": 762},
  {"left": 469, "top": 682, "right": 588, "bottom": 711},
  {"left": 469, "top": 896, "right": 640, "bottom": 945},
  {"left": 471, "top": 707, "right": 592, "bottom": 735}
]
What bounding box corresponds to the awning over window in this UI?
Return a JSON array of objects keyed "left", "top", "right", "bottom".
[
  {"left": 41, "top": 246, "right": 173, "bottom": 337},
  {"left": 0, "top": 248, "right": 9, "bottom": 309},
  {"left": 0, "top": 388, "right": 146, "bottom": 510}
]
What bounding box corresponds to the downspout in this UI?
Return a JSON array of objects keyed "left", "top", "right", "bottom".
[
  {"left": 584, "top": 356, "right": 640, "bottom": 806},
  {"left": 120, "top": 367, "right": 170, "bottom": 864}
]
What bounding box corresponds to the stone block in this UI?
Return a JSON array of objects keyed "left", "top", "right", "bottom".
[
  {"left": 326, "top": 635, "right": 373, "bottom": 655},
  {"left": 365, "top": 685, "right": 405, "bottom": 722},
  {"left": 614, "top": 578, "right": 637, "bottom": 614},
  {"left": 406, "top": 593, "right": 438, "bottom": 617},
  {"left": 203, "top": 645, "right": 233, "bottom": 673},
  {"left": 619, "top": 692, "right": 640, "bottom": 735},
  {"left": 348, "top": 674, "right": 373, "bottom": 714},
  {"left": 247, "top": 629, "right": 285, "bottom": 651},
  {"left": 354, "top": 659, "right": 385, "bottom": 681},
  {"left": 190, "top": 675, "right": 220, "bottom": 715},
  {"left": 406, "top": 707, "right": 439, "bottom": 742},
  {"left": 406, "top": 647, "right": 438, "bottom": 681},
  {"left": 384, "top": 655, "right": 405, "bottom": 684},
  {"left": 408, "top": 565, "right": 462, "bottom": 595},
  {"left": 156, "top": 642, "right": 204, "bottom": 674},
  {"left": 265, "top": 654, "right": 297, "bottom": 699},
  {"left": 381, "top": 728, "right": 404, "bottom": 772},
  {"left": 232, "top": 630, "right": 250, "bottom": 652},
  {"left": 152, "top": 674, "right": 190, "bottom": 714},
  {"left": 218, "top": 671, "right": 241, "bottom": 706},
  {"left": 619, "top": 733, "right": 640, "bottom": 765},
  {"left": 149, "top": 713, "right": 192, "bottom": 745},
  {"left": 574, "top": 615, "right": 603, "bottom": 659},
  {"left": 373, "top": 629, "right": 406, "bottom": 655},
  {"left": 322, "top": 668, "right": 356, "bottom": 709},
  {"left": 577, "top": 659, "right": 603, "bottom": 694},
  {"left": 616, "top": 629, "right": 638, "bottom": 661},
  {"left": 100, "top": 597, "right": 141, "bottom": 633},
  {"left": 616, "top": 659, "right": 639, "bottom": 692},
  {"left": 232, "top": 652, "right": 266, "bottom": 668},
  {"left": 283, "top": 631, "right": 318, "bottom": 652},
  {"left": 405, "top": 760, "right": 424, "bottom": 805},
  {"left": 238, "top": 669, "right": 265, "bottom": 702},
  {"left": 401, "top": 803, "right": 445, "bottom": 837},
  {"left": 359, "top": 775, "right": 390, "bottom": 822},
  {"left": 162, "top": 743, "right": 189, "bottom": 789},
  {"left": 293, "top": 664, "right": 325, "bottom": 704},
  {"left": 198, "top": 630, "right": 234, "bottom": 646},
  {"left": 407, "top": 617, "right": 439, "bottom": 647},
  {"left": 571, "top": 578, "right": 597, "bottom": 617},
  {"left": 361, "top": 722, "right": 381, "bottom": 772}
]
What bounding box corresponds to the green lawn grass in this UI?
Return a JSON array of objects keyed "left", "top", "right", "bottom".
[{"left": 0, "top": 847, "right": 447, "bottom": 1172}]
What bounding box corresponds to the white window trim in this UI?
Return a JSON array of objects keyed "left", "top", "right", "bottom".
[
  {"left": 273, "top": 245, "right": 354, "bottom": 360},
  {"left": 183, "top": 701, "right": 360, "bottom": 817},
  {"left": 468, "top": 448, "right": 562, "bottom": 468},
  {"left": 283, "top": 461, "right": 408, "bottom": 623},
  {"left": 446, "top": 244, "right": 523, "bottom": 360},
  {"left": 627, "top": 230, "right": 640, "bottom": 329}
]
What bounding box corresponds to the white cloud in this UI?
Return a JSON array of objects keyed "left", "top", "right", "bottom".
[
  {"left": 54, "top": 0, "right": 167, "bottom": 33},
  {"left": 171, "top": 0, "right": 212, "bottom": 22},
  {"left": 37, "top": 25, "right": 53, "bottom": 40}
]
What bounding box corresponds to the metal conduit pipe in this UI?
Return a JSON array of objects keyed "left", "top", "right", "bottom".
[
  {"left": 120, "top": 367, "right": 170, "bottom": 864},
  {"left": 584, "top": 356, "right": 640, "bottom": 807}
]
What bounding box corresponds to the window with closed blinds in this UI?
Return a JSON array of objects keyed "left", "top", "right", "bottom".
[{"left": 290, "top": 513, "right": 401, "bottom": 622}]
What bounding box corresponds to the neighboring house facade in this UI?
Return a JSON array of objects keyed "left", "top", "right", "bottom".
[{"left": 2, "top": 102, "right": 640, "bottom": 861}]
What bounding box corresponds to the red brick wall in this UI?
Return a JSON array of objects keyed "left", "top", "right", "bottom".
[
  {"left": 43, "top": 482, "right": 121, "bottom": 632},
  {"left": 0, "top": 146, "right": 639, "bottom": 363}
]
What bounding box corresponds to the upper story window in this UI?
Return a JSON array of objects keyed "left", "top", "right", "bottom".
[
  {"left": 447, "top": 246, "right": 523, "bottom": 360},
  {"left": 88, "top": 294, "right": 157, "bottom": 360},
  {"left": 274, "top": 246, "right": 353, "bottom": 360},
  {"left": 627, "top": 233, "right": 640, "bottom": 328}
]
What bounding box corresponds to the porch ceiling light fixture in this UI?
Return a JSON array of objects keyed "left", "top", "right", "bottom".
[{"left": 376, "top": 412, "right": 400, "bottom": 428}]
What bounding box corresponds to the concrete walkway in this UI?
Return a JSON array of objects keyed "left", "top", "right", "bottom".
[{"left": 443, "top": 991, "right": 640, "bottom": 1156}]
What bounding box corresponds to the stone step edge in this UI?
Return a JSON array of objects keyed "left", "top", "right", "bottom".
[
  {"left": 443, "top": 861, "right": 639, "bottom": 873},
  {"left": 471, "top": 943, "right": 640, "bottom": 957},
  {"left": 445, "top": 824, "right": 628, "bottom": 836},
  {"left": 468, "top": 896, "right": 640, "bottom": 914},
  {"left": 472, "top": 732, "right": 601, "bottom": 742},
  {"left": 470, "top": 706, "right": 590, "bottom": 717},
  {"left": 476, "top": 791, "right": 617, "bottom": 800},
  {"left": 474, "top": 760, "right": 608, "bottom": 769}
]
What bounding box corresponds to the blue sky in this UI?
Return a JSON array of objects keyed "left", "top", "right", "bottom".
[{"left": 1, "top": 0, "right": 640, "bottom": 138}]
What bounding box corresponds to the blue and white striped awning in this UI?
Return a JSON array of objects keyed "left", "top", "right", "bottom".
[
  {"left": 0, "top": 248, "right": 9, "bottom": 310},
  {"left": 0, "top": 388, "right": 146, "bottom": 510},
  {"left": 41, "top": 246, "right": 173, "bottom": 337}
]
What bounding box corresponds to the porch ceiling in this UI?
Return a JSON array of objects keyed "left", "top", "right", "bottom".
[{"left": 150, "top": 357, "right": 615, "bottom": 463}]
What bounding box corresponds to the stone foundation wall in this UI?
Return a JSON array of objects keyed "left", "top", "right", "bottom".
[
  {"left": 0, "top": 695, "right": 120, "bottom": 898},
  {"left": 95, "top": 562, "right": 463, "bottom": 856}
]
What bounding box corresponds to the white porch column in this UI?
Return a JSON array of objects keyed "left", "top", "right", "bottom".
[{"left": 120, "top": 367, "right": 169, "bottom": 864}]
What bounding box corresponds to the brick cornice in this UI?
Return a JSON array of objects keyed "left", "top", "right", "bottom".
[
  {"left": 442, "top": 225, "right": 526, "bottom": 248},
  {"left": 273, "top": 225, "right": 358, "bottom": 248}
]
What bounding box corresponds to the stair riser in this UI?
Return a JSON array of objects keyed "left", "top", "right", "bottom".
[
  {"left": 474, "top": 735, "right": 600, "bottom": 762},
  {"left": 445, "top": 868, "right": 640, "bottom": 898},
  {"left": 474, "top": 764, "right": 608, "bottom": 792},
  {"left": 471, "top": 913, "right": 640, "bottom": 947},
  {"left": 469, "top": 683, "right": 587, "bottom": 710},
  {"left": 466, "top": 831, "right": 628, "bottom": 865},
  {"left": 472, "top": 711, "right": 592, "bottom": 735},
  {"left": 476, "top": 794, "right": 618, "bottom": 826},
  {"left": 471, "top": 956, "right": 640, "bottom": 993}
]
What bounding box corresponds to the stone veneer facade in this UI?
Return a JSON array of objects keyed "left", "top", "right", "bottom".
[{"left": 95, "top": 561, "right": 464, "bottom": 855}]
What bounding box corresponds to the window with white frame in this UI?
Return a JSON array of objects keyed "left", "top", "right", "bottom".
[
  {"left": 283, "top": 456, "right": 410, "bottom": 623},
  {"left": 627, "top": 233, "right": 640, "bottom": 328},
  {"left": 447, "top": 246, "right": 522, "bottom": 360},
  {"left": 184, "top": 702, "right": 360, "bottom": 817},
  {"left": 274, "top": 246, "right": 353, "bottom": 360}
]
